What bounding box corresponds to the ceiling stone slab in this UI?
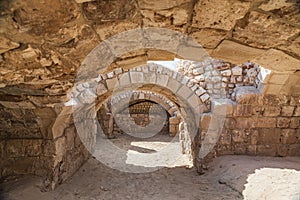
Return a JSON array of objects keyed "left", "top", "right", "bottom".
[
  {"left": 258, "top": 0, "right": 300, "bottom": 26},
  {"left": 190, "top": 29, "right": 228, "bottom": 49},
  {"left": 192, "top": 0, "right": 250, "bottom": 31},
  {"left": 233, "top": 11, "right": 300, "bottom": 49},
  {"left": 138, "top": 0, "right": 191, "bottom": 10},
  {"left": 253, "top": 49, "right": 300, "bottom": 72},
  {"left": 278, "top": 35, "right": 300, "bottom": 57},
  {"left": 82, "top": 0, "right": 138, "bottom": 22},
  {"left": 211, "top": 40, "right": 266, "bottom": 64}
]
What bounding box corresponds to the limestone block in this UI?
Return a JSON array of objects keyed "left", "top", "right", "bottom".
[
  {"left": 54, "top": 137, "right": 66, "bottom": 164},
  {"left": 171, "top": 8, "right": 189, "bottom": 26},
  {"left": 256, "top": 145, "right": 277, "bottom": 156},
  {"left": 255, "top": 117, "right": 277, "bottom": 128},
  {"left": 200, "top": 114, "right": 211, "bottom": 130},
  {"left": 192, "top": 0, "right": 250, "bottom": 31},
  {"left": 181, "top": 76, "right": 189, "bottom": 85},
  {"left": 200, "top": 93, "right": 210, "bottom": 103},
  {"left": 129, "top": 72, "right": 144, "bottom": 83},
  {"left": 190, "top": 29, "right": 227, "bottom": 49},
  {"left": 234, "top": 11, "right": 300, "bottom": 48},
  {"left": 95, "top": 83, "right": 108, "bottom": 96},
  {"left": 5, "top": 140, "right": 25, "bottom": 157},
  {"left": 194, "top": 75, "right": 205, "bottom": 82},
  {"left": 0, "top": 36, "right": 20, "bottom": 54},
  {"left": 192, "top": 67, "right": 205, "bottom": 76},
  {"left": 144, "top": 73, "right": 157, "bottom": 84},
  {"left": 195, "top": 87, "right": 206, "bottom": 96},
  {"left": 280, "top": 36, "right": 300, "bottom": 57},
  {"left": 77, "top": 89, "right": 97, "bottom": 104},
  {"left": 290, "top": 118, "right": 300, "bottom": 128},
  {"left": 187, "top": 94, "right": 201, "bottom": 109},
  {"left": 191, "top": 84, "right": 199, "bottom": 92},
  {"left": 116, "top": 56, "right": 147, "bottom": 70},
  {"left": 280, "top": 129, "right": 297, "bottom": 144},
  {"left": 200, "top": 93, "right": 210, "bottom": 102},
  {"left": 25, "top": 140, "right": 43, "bottom": 157},
  {"left": 253, "top": 49, "right": 300, "bottom": 72},
  {"left": 168, "top": 106, "right": 178, "bottom": 116},
  {"left": 106, "top": 71, "right": 114, "bottom": 79},
  {"left": 268, "top": 73, "right": 290, "bottom": 84},
  {"left": 116, "top": 73, "right": 130, "bottom": 88},
  {"left": 277, "top": 117, "right": 291, "bottom": 128},
  {"left": 156, "top": 74, "right": 169, "bottom": 87},
  {"left": 220, "top": 69, "right": 231, "bottom": 77},
  {"left": 290, "top": 96, "right": 300, "bottom": 106},
  {"left": 233, "top": 105, "right": 252, "bottom": 117},
  {"left": 232, "top": 67, "right": 242, "bottom": 76},
  {"left": 177, "top": 85, "right": 193, "bottom": 99},
  {"left": 231, "top": 130, "right": 248, "bottom": 143},
  {"left": 264, "top": 84, "right": 284, "bottom": 95},
  {"left": 236, "top": 117, "right": 253, "bottom": 129},
  {"left": 42, "top": 140, "right": 55, "bottom": 156},
  {"left": 194, "top": 104, "right": 209, "bottom": 113},
  {"left": 294, "top": 106, "right": 300, "bottom": 117},
  {"left": 281, "top": 106, "right": 295, "bottom": 116},
  {"left": 138, "top": 0, "right": 191, "bottom": 10},
  {"left": 106, "top": 77, "right": 119, "bottom": 90},
  {"left": 263, "top": 106, "right": 281, "bottom": 117},
  {"left": 169, "top": 125, "right": 178, "bottom": 136},
  {"left": 177, "top": 43, "right": 209, "bottom": 62},
  {"left": 169, "top": 116, "right": 180, "bottom": 125},
  {"left": 258, "top": 128, "right": 281, "bottom": 144},
  {"left": 22, "top": 46, "right": 39, "bottom": 59},
  {"left": 288, "top": 144, "right": 300, "bottom": 156},
  {"left": 212, "top": 40, "right": 266, "bottom": 64},
  {"left": 290, "top": 81, "right": 300, "bottom": 94}
]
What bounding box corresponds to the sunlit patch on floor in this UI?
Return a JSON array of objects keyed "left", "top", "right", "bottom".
[
  {"left": 243, "top": 168, "right": 300, "bottom": 200},
  {"left": 126, "top": 141, "right": 193, "bottom": 168}
]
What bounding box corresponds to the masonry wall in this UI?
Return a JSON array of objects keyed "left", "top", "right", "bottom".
[
  {"left": 0, "top": 95, "right": 90, "bottom": 190},
  {"left": 0, "top": 99, "right": 56, "bottom": 181},
  {"left": 97, "top": 101, "right": 170, "bottom": 137},
  {"left": 201, "top": 94, "right": 300, "bottom": 162}
]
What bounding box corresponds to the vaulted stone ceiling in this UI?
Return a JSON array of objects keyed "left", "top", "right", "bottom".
[{"left": 0, "top": 0, "right": 299, "bottom": 96}]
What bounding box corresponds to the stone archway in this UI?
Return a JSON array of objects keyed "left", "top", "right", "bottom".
[
  {"left": 49, "top": 27, "right": 300, "bottom": 188},
  {"left": 103, "top": 90, "right": 181, "bottom": 137},
  {"left": 70, "top": 63, "right": 209, "bottom": 168}
]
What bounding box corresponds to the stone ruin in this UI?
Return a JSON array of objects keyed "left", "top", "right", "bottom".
[{"left": 0, "top": 0, "right": 299, "bottom": 190}]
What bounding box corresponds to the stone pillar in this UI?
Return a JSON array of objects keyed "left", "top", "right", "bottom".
[{"left": 169, "top": 116, "right": 180, "bottom": 136}]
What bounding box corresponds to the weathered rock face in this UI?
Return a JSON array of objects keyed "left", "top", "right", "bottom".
[{"left": 0, "top": 0, "right": 299, "bottom": 190}]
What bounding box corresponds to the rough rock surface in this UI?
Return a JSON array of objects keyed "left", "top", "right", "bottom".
[{"left": 0, "top": 0, "right": 299, "bottom": 190}]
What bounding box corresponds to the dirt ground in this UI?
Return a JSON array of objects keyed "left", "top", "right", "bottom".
[
  {"left": 1, "top": 154, "right": 300, "bottom": 200},
  {"left": 0, "top": 135, "right": 300, "bottom": 200}
]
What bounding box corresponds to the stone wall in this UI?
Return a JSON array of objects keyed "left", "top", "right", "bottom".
[
  {"left": 97, "top": 101, "right": 170, "bottom": 137},
  {"left": 0, "top": 94, "right": 89, "bottom": 189},
  {"left": 200, "top": 92, "right": 300, "bottom": 164},
  {"left": 0, "top": 95, "right": 57, "bottom": 183}
]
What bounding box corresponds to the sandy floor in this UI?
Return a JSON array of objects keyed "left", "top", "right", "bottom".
[
  {"left": 1, "top": 133, "right": 300, "bottom": 200},
  {"left": 1, "top": 155, "right": 300, "bottom": 200}
]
